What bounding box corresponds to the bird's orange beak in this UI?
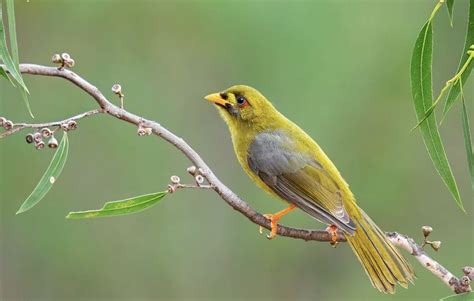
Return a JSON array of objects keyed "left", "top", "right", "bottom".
[{"left": 204, "top": 93, "right": 230, "bottom": 107}]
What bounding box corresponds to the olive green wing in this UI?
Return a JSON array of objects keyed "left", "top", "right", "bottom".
[{"left": 247, "top": 130, "right": 355, "bottom": 234}]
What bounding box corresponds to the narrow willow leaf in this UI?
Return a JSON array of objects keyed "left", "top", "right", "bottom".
[
  {"left": 66, "top": 191, "right": 168, "bottom": 219},
  {"left": 5, "top": 0, "right": 18, "bottom": 63},
  {"left": 2, "top": 0, "right": 33, "bottom": 117},
  {"left": 16, "top": 132, "right": 69, "bottom": 214},
  {"left": 446, "top": 0, "right": 455, "bottom": 27},
  {"left": 461, "top": 98, "right": 474, "bottom": 191},
  {"left": 0, "top": 2, "right": 27, "bottom": 92},
  {"left": 442, "top": 0, "right": 474, "bottom": 119},
  {"left": 410, "top": 21, "right": 464, "bottom": 211},
  {"left": 440, "top": 292, "right": 474, "bottom": 301}
]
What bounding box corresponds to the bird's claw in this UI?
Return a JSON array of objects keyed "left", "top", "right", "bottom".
[{"left": 259, "top": 213, "right": 276, "bottom": 239}]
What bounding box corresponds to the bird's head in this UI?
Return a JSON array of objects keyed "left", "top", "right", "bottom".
[{"left": 204, "top": 85, "right": 277, "bottom": 129}]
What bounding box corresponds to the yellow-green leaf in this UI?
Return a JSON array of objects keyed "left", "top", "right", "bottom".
[
  {"left": 442, "top": 0, "right": 474, "bottom": 119},
  {"left": 410, "top": 21, "right": 464, "bottom": 211},
  {"left": 16, "top": 132, "right": 69, "bottom": 214},
  {"left": 0, "top": 0, "right": 33, "bottom": 117},
  {"left": 461, "top": 96, "right": 474, "bottom": 191},
  {"left": 66, "top": 191, "right": 168, "bottom": 219}
]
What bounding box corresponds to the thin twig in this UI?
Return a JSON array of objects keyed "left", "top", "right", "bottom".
[
  {"left": 1, "top": 63, "right": 471, "bottom": 294},
  {"left": 0, "top": 108, "right": 104, "bottom": 139}
]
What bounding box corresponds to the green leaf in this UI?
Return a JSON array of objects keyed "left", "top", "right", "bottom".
[
  {"left": 410, "top": 21, "right": 464, "bottom": 211},
  {"left": 440, "top": 292, "right": 474, "bottom": 301},
  {"left": 5, "top": 0, "right": 18, "bottom": 63},
  {"left": 446, "top": 0, "right": 455, "bottom": 27},
  {"left": 66, "top": 191, "right": 168, "bottom": 219},
  {"left": 16, "top": 132, "right": 69, "bottom": 214},
  {"left": 0, "top": 63, "right": 8, "bottom": 79},
  {"left": 0, "top": 0, "right": 33, "bottom": 117},
  {"left": 461, "top": 96, "right": 474, "bottom": 191},
  {"left": 442, "top": 0, "right": 474, "bottom": 119}
]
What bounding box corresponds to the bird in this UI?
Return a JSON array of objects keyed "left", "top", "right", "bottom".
[{"left": 204, "top": 85, "right": 414, "bottom": 294}]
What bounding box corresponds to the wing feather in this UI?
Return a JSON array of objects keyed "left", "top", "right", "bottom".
[{"left": 248, "top": 130, "right": 355, "bottom": 234}]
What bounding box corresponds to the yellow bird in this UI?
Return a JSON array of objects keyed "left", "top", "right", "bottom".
[{"left": 205, "top": 85, "right": 414, "bottom": 294}]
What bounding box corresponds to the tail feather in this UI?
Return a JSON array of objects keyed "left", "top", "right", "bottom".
[{"left": 345, "top": 209, "right": 415, "bottom": 294}]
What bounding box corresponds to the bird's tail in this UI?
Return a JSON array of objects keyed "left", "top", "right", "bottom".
[{"left": 345, "top": 207, "right": 415, "bottom": 293}]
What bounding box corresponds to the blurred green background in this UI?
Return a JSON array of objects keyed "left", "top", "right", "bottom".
[{"left": 1, "top": 1, "right": 473, "bottom": 300}]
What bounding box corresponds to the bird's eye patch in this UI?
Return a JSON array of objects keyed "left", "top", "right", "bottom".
[{"left": 236, "top": 95, "right": 249, "bottom": 108}]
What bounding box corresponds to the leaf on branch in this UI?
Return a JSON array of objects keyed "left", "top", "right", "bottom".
[
  {"left": 461, "top": 93, "right": 474, "bottom": 191},
  {"left": 16, "top": 132, "right": 69, "bottom": 214},
  {"left": 66, "top": 191, "right": 168, "bottom": 219},
  {"left": 442, "top": 0, "right": 474, "bottom": 119},
  {"left": 440, "top": 292, "right": 474, "bottom": 301},
  {"left": 410, "top": 20, "right": 464, "bottom": 211},
  {"left": 0, "top": 0, "right": 33, "bottom": 117},
  {"left": 446, "top": 0, "right": 455, "bottom": 27}
]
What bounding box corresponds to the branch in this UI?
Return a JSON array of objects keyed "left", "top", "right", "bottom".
[
  {"left": 1, "top": 63, "right": 471, "bottom": 294},
  {"left": 387, "top": 232, "right": 472, "bottom": 294}
]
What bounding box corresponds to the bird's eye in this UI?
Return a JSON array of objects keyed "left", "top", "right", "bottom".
[{"left": 236, "top": 95, "right": 248, "bottom": 107}]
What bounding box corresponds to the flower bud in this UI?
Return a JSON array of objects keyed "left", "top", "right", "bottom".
[
  {"left": 48, "top": 136, "right": 59, "bottom": 148},
  {"left": 170, "top": 175, "right": 180, "bottom": 184},
  {"left": 431, "top": 241, "right": 441, "bottom": 251},
  {"left": 187, "top": 165, "right": 197, "bottom": 175},
  {"left": 52, "top": 53, "right": 62, "bottom": 64},
  {"left": 137, "top": 126, "right": 146, "bottom": 136},
  {"left": 61, "top": 123, "right": 69, "bottom": 132},
  {"left": 25, "top": 133, "right": 34, "bottom": 144},
  {"left": 195, "top": 174, "right": 204, "bottom": 184},
  {"left": 64, "top": 58, "right": 75, "bottom": 68},
  {"left": 67, "top": 120, "right": 77, "bottom": 130},
  {"left": 35, "top": 141, "right": 45, "bottom": 150},
  {"left": 111, "top": 84, "right": 122, "bottom": 95},
  {"left": 422, "top": 226, "right": 433, "bottom": 238},
  {"left": 3, "top": 120, "right": 13, "bottom": 130},
  {"left": 144, "top": 127, "right": 152, "bottom": 135},
  {"left": 460, "top": 276, "right": 471, "bottom": 287},
  {"left": 463, "top": 266, "right": 474, "bottom": 279},
  {"left": 41, "top": 127, "right": 52, "bottom": 137},
  {"left": 33, "top": 132, "right": 43, "bottom": 143},
  {"left": 60, "top": 53, "right": 71, "bottom": 61},
  {"left": 0, "top": 117, "right": 6, "bottom": 126}
]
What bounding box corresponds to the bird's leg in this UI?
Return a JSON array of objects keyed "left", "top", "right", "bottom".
[
  {"left": 259, "top": 204, "right": 297, "bottom": 240},
  {"left": 325, "top": 224, "right": 339, "bottom": 246}
]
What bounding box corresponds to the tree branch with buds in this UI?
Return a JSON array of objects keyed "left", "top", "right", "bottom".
[{"left": 0, "top": 59, "right": 472, "bottom": 295}]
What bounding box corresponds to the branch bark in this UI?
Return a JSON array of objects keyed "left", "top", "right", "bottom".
[{"left": 1, "top": 63, "right": 471, "bottom": 294}]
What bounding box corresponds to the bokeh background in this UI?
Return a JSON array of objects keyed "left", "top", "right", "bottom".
[{"left": 1, "top": 1, "right": 473, "bottom": 300}]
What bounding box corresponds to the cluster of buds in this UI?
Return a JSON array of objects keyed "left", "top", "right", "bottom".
[
  {"left": 52, "top": 52, "right": 75, "bottom": 69},
  {"left": 25, "top": 128, "right": 58, "bottom": 150},
  {"left": 421, "top": 225, "right": 441, "bottom": 251},
  {"left": 187, "top": 165, "right": 205, "bottom": 186},
  {"left": 0, "top": 117, "right": 13, "bottom": 130}
]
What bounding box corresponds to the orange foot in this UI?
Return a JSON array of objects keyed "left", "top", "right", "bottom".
[
  {"left": 259, "top": 204, "right": 296, "bottom": 239},
  {"left": 325, "top": 224, "right": 339, "bottom": 247}
]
